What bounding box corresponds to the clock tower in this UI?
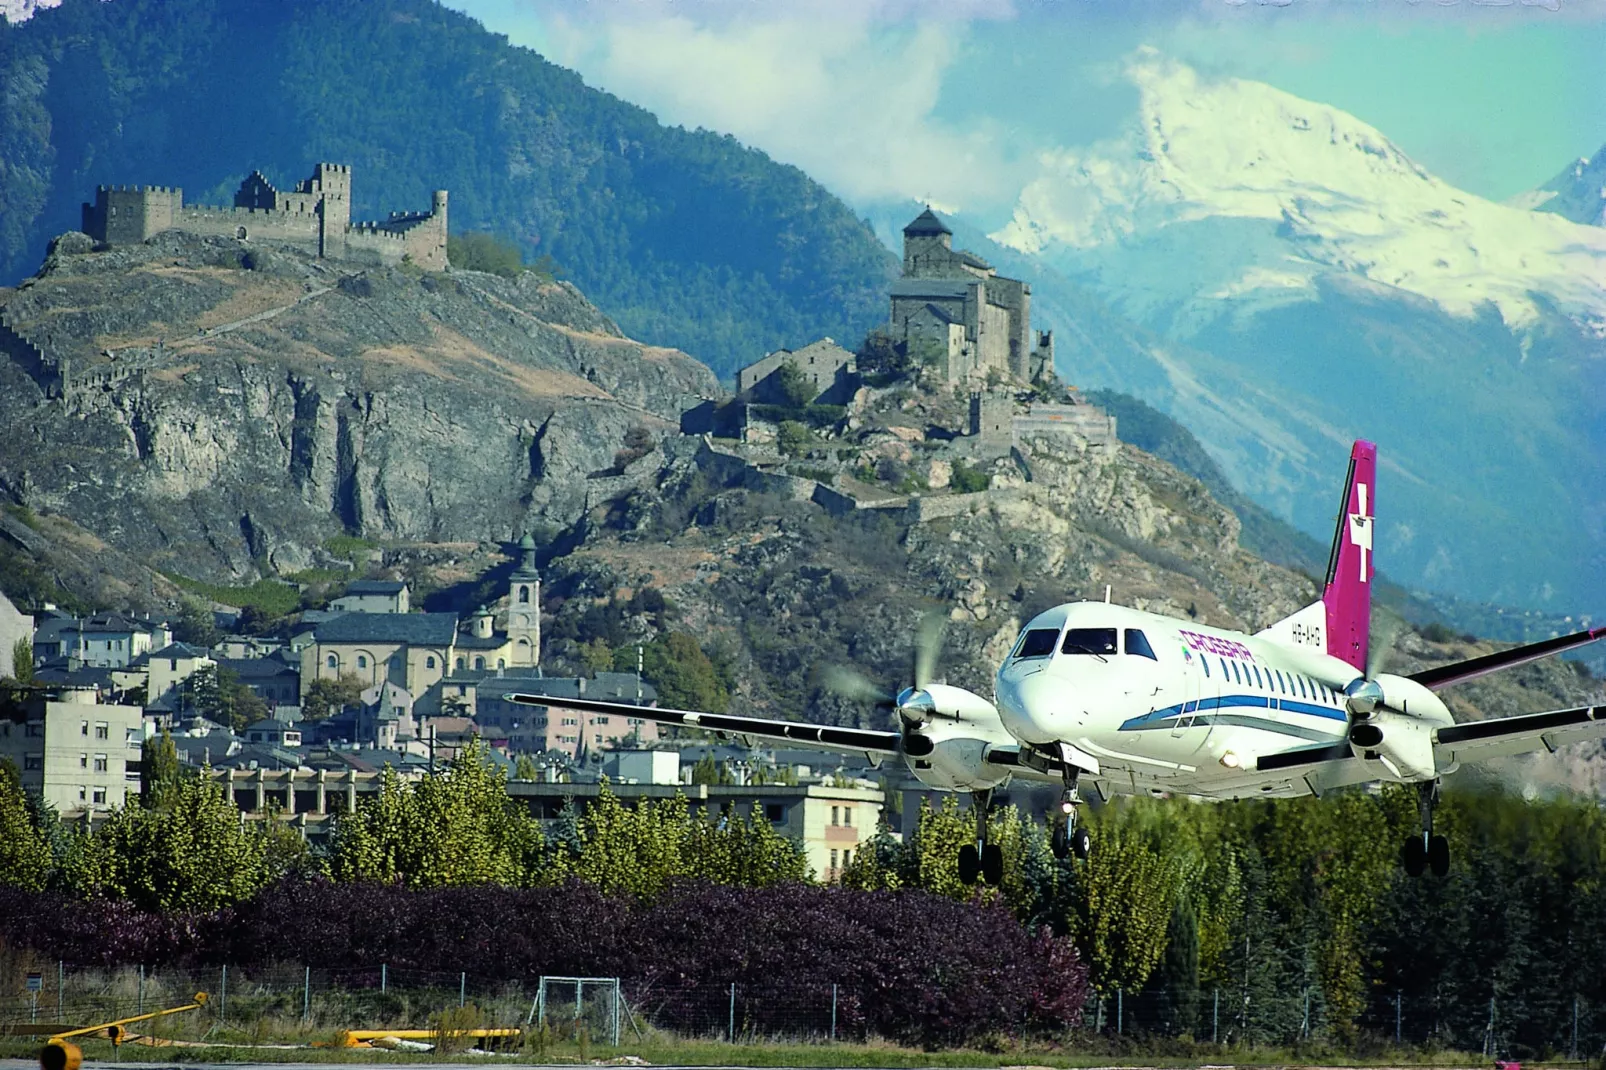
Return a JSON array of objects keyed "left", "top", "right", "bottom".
[{"left": 508, "top": 534, "right": 540, "bottom": 666}]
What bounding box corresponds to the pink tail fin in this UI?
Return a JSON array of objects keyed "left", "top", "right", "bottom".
[{"left": 1323, "top": 440, "right": 1376, "bottom": 673}]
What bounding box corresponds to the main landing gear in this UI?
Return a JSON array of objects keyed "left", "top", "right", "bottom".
[
  {"left": 957, "top": 789, "right": 1004, "bottom": 886},
  {"left": 1402, "top": 780, "right": 1450, "bottom": 878},
  {"left": 1049, "top": 771, "right": 1092, "bottom": 862}
]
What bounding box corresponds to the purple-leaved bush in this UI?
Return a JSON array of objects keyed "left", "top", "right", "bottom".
[{"left": 0, "top": 880, "right": 1086, "bottom": 1046}]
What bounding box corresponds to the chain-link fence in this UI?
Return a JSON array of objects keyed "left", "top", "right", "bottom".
[{"left": 5, "top": 963, "right": 1606, "bottom": 1057}]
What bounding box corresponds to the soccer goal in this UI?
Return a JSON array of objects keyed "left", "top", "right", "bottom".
[{"left": 529, "top": 976, "right": 622, "bottom": 1046}]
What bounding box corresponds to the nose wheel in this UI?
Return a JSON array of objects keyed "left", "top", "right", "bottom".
[
  {"left": 1402, "top": 780, "right": 1449, "bottom": 878},
  {"left": 1049, "top": 774, "right": 1091, "bottom": 861},
  {"left": 958, "top": 789, "right": 1005, "bottom": 886}
]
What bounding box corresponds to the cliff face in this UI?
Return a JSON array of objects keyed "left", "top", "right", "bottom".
[{"left": 0, "top": 232, "right": 717, "bottom": 582}]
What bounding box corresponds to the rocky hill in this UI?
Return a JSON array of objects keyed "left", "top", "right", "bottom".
[
  {"left": 0, "top": 0, "right": 896, "bottom": 378},
  {"left": 0, "top": 231, "right": 715, "bottom": 587}
]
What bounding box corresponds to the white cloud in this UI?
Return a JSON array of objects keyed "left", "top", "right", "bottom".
[{"left": 522, "top": 0, "right": 1024, "bottom": 212}]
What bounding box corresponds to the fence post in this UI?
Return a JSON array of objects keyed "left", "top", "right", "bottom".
[
  {"left": 728, "top": 982, "right": 736, "bottom": 1044},
  {"left": 137, "top": 965, "right": 145, "bottom": 1017},
  {"left": 1395, "top": 991, "right": 1401, "bottom": 1046},
  {"left": 1484, "top": 996, "right": 1495, "bottom": 1057},
  {"left": 1301, "top": 989, "right": 1309, "bottom": 1038},
  {"left": 1571, "top": 995, "right": 1578, "bottom": 1060},
  {"left": 381, "top": 963, "right": 387, "bottom": 994},
  {"left": 612, "top": 978, "right": 621, "bottom": 1047},
  {"left": 220, "top": 965, "right": 227, "bottom": 1024},
  {"left": 460, "top": 973, "right": 466, "bottom": 1008},
  {"left": 831, "top": 984, "right": 838, "bottom": 1042},
  {"left": 1213, "top": 988, "right": 1219, "bottom": 1044},
  {"left": 57, "top": 961, "right": 63, "bottom": 1020},
  {"left": 1117, "top": 989, "right": 1123, "bottom": 1035},
  {"left": 304, "top": 967, "right": 311, "bottom": 1025}
]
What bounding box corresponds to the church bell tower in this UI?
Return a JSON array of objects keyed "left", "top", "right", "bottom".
[{"left": 508, "top": 534, "right": 540, "bottom": 666}]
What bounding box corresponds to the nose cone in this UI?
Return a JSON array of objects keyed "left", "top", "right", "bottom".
[{"left": 995, "top": 667, "right": 1077, "bottom": 745}]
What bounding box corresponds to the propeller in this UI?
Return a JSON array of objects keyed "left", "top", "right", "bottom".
[
  {"left": 1343, "top": 609, "right": 1408, "bottom": 720},
  {"left": 821, "top": 611, "right": 950, "bottom": 755}
]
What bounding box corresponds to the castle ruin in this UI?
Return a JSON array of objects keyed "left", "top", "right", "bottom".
[{"left": 81, "top": 163, "right": 448, "bottom": 271}]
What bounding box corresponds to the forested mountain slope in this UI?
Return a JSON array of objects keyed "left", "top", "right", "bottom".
[{"left": 0, "top": 0, "right": 896, "bottom": 378}]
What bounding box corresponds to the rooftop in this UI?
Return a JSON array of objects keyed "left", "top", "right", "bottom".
[
  {"left": 903, "top": 207, "right": 952, "bottom": 237},
  {"left": 341, "top": 580, "right": 407, "bottom": 596},
  {"left": 313, "top": 612, "right": 458, "bottom": 646}
]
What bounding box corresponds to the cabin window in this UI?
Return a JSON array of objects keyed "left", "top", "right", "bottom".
[
  {"left": 1014, "top": 629, "right": 1060, "bottom": 659},
  {"left": 1124, "top": 629, "right": 1157, "bottom": 661},
  {"left": 1252, "top": 666, "right": 1263, "bottom": 688},
  {"left": 1201, "top": 658, "right": 1210, "bottom": 677},
  {"left": 1231, "top": 661, "right": 1243, "bottom": 685},
  {"left": 1273, "top": 670, "right": 1286, "bottom": 693},
  {"left": 1062, "top": 628, "right": 1117, "bottom": 656}
]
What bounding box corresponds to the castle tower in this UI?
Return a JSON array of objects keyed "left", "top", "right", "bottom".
[
  {"left": 902, "top": 207, "right": 953, "bottom": 278},
  {"left": 307, "top": 163, "right": 351, "bottom": 258},
  {"left": 470, "top": 606, "right": 494, "bottom": 640},
  {"left": 508, "top": 534, "right": 540, "bottom": 667}
]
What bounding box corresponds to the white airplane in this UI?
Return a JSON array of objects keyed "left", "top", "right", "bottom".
[{"left": 511, "top": 441, "right": 1604, "bottom": 884}]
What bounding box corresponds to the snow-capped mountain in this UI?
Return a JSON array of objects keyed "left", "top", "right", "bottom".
[
  {"left": 979, "top": 50, "right": 1606, "bottom": 611},
  {"left": 1512, "top": 145, "right": 1606, "bottom": 228}
]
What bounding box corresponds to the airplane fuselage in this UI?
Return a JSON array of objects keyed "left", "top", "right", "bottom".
[{"left": 989, "top": 601, "right": 1453, "bottom": 800}]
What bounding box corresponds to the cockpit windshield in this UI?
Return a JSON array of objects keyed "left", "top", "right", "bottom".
[
  {"left": 1015, "top": 628, "right": 1061, "bottom": 658},
  {"left": 1062, "top": 628, "right": 1117, "bottom": 656}
]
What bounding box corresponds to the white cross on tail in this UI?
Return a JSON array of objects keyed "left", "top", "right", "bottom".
[{"left": 1347, "top": 482, "right": 1372, "bottom": 582}]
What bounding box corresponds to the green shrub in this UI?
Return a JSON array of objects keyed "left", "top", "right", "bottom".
[
  {"left": 447, "top": 232, "right": 526, "bottom": 277},
  {"left": 951, "top": 460, "right": 990, "bottom": 494}
]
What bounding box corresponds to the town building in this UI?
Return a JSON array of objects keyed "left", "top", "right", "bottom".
[
  {"left": 0, "top": 591, "right": 34, "bottom": 679},
  {"left": 32, "top": 611, "right": 171, "bottom": 668},
  {"left": 736, "top": 338, "right": 857, "bottom": 405},
  {"left": 217, "top": 650, "right": 302, "bottom": 710},
  {"left": 465, "top": 671, "right": 660, "bottom": 758},
  {"left": 141, "top": 641, "right": 214, "bottom": 709},
  {"left": 889, "top": 208, "right": 1054, "bottom": 384},
  {"left": 329, "top": 579, "right": 410, "bottom": 615},
  {"left": 0, "top": 687, "right": 143, "bottom": 814},
  {"left": 81, "top": 163, "right": 448, "bottom": 271}
]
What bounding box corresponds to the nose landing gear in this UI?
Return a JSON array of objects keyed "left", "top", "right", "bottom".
[
  {"left": 958, "top": 789, "right": 1004, "bottom": 886},
  {"left": 1049, "top": 772, "right": 1092, "bottom": 861},
  {"left": 1402, "top": 780, "right": 1449, "bottom": 878}
]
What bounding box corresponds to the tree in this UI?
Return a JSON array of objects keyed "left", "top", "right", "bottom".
[
  {"left": 171, "top": 597, "right": 219, "bottom": 648},
  {"left": 329, "top": 740, "right": 545, "bottom": 888},
  {"left": 856, "top": 328, "right": 912, "bottom": 379},
  {"left": 180, "top": 665, "right": 266, "bottom": 731},
  {"left": 773, "top": 363, "right": 814, "bottom": 408},
  {"left": 640, "top": 633, "right": 728, "bottom": 713},
  {"left": 0, "top": 758, "right": 51, "bottom": 890},
  {"left": 777, "top": 419, "right": 813, "bottom": 457},
  {"left": 950, "top": 460, "right": 990, "bottom": 494},
  {"left": 9, "top": 638, "right": 32, "bottom": 684},
  {"left": 579, "top": 638, "right": 614, "bottom": 675},
  {"left": 64, "top": 773, "right": 270, "bottom": 912},
  {"left": 447, "top": 232, "right": 525, "bottom": 277},
  {"left": 140, "top": 730, "right": 185, "bottom": 808},
  {"left": 513, "top": 754, "right": 540, "bottom": 781},
  {"left": 301, "top": 674, "right": 366, "bottom": 722}
]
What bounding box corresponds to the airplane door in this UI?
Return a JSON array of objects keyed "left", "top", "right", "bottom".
[{"left": 1170, "top": 656, "right": 1199, "bottom": 738}]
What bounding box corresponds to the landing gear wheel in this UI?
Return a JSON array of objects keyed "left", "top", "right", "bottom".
[
  {"left": 1070, "top": 826, "right": 1092, "bottom": 860},
  {"left": 981, "top": 843, "right": 1004, "bottom": 886},
  {"left": 1402, "top": 836, "right": 1427, "bottom": 877},
  {"left": 1428, "top": 834, "right": 1450, "bottom": 877},
  {"left": 1051, "top": 823, "right": 1069, "bottom": 860},
  {"left": 958, "top": 843, "right": 981, "bottom": 885}
]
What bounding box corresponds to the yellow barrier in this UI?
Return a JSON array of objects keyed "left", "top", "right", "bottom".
[
  {"left": 41, "top": 992, "right": 209, "bottom": 1069},
  {"left": 337, "top": 1027, "right": 523, "bottom": 1048}
]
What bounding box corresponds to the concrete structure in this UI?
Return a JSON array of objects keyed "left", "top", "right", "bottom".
[
  {"left": 604, "top": 749, "right": 680, "bottom": 785},
  {"left": 218, "top": 768, "right": 881, "bottom": 876},
  {"left": 81, "top": 164, "right": 448, "bottom": 271},
  {"left": 889, "top": 209, "right": 1054, "bottom": 384},
  {"left": 32, "top": 612, "right": 171, "bottom": 669},
  {"left": 243, "top": 719, "right": 303, "bottom": 748},
  {"left": 329, "top": 580, "right": 410, "bottom": 615},
  {"left": 736, "top": 338, "right": 857, "bottom": 405},
  {"left": 463, "top": 671, "right": 660, "bottom": 758},
  {"left": 141, "top": 642, "right": 214, "bottom": 708},
  {"left": 0, "top": 591, "right": 33, "bottom": 679},
  {"left": 0, "top": 688, "right": 142, "bottom": 814}
]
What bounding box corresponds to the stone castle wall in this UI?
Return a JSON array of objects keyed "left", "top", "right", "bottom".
[{"left": 80, "top": 165, "right": 445, "bottom": 270}]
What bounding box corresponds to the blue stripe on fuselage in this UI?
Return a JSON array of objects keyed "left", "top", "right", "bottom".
[{"left": 1119, "top": 694, "right": 1346, "bottom": 732}]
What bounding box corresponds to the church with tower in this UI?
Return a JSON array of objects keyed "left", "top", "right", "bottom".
[{"left": 299, "top": 535, "right": 540, "bottom": 714}]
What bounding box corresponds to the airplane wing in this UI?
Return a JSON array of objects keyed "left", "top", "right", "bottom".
[
  {"left": 1408, "top": 625, "right": 1604, "bottom": 690},
  {"left": 1253, "top": 704, "right": 1606, "bottom": 775},
  {"left": 504, "top": 693, "right": 902, "bottom": 757}
]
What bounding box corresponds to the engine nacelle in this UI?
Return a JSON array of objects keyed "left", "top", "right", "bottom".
[
  {"left": 1348, "top": 708, "right": 1442, "bottom": 780},
  {"left": 1346, "top": 673, "right": 1451, "bottom": 723},
  {"left": 899, "top": 685, "right": 1014, "bottom": 792}
]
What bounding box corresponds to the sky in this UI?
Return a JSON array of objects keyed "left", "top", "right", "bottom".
[{"left": 445, "top": 0, "right": 1606, "bottom": 227}]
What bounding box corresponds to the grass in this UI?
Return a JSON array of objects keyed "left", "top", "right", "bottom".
[
  {"left": 165, "top": 575, "right": 302, "bottom": 615},
  {"left": 325, "top": 536, "right": 380, "bottom": 563}
]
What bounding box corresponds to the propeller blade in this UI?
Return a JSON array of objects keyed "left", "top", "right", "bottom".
[
  {"left": 914, "top": 612, "right": 945, "bottom": 690},
  {"left": 820, "top": 665, "right": 895, "bottom": 707}
]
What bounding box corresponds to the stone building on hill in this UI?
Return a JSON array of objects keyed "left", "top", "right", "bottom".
[
  {"left": 889, "top": 208, "right": 1054, "bottom": 385},
  {"left": 80, "top": 163, "right": 448, "bottom": 271},
  {"left": 736, "top": 338, "right": 857, "bottom": 405}
]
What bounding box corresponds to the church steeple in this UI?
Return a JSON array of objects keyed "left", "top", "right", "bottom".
[{"left": 508, "top": 533, "right": 540, "bottom": 666}]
